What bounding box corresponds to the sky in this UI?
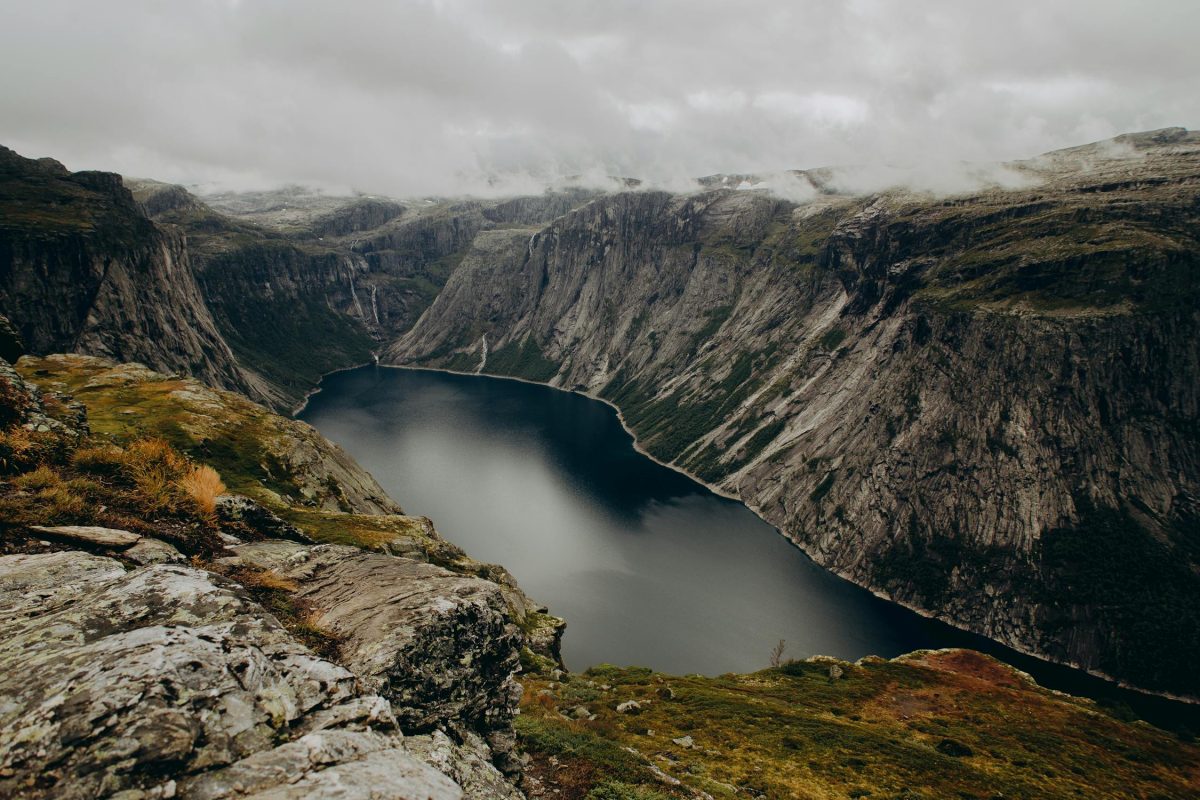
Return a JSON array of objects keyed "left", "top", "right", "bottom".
[{"left": 0, "top": 0, "right": 1196, "bottom": 197}]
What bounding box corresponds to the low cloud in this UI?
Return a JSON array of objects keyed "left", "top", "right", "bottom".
[{"left": 0, "top": 0, "right": 1195, "bottom": 197}]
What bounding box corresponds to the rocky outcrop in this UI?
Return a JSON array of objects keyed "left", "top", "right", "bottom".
[
  {"left": 1, "top": 350, "right": 563, "bottom": 798},
  {"left": 0, "top": 550, "right": 462, "bottom": 799},
  {"left": 310, "top": 198, "right": 406, "bottom": 238},
  {"left": 390, "top": 130, "right": 1200, "bottom": 697},
  {"left": 225, "top": 541, "right": 524, "bottom": 763}
]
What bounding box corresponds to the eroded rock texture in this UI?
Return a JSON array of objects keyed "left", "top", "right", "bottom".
[
  {"left": 0, "top": 551, "right": 463, "bottom": 800},
  {"left": 228, "top": 541, "right": 525, "bottom": 773}
]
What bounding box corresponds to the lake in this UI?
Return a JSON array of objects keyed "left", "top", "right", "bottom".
[{"left": 299, "top": 365, "right": 1197, "bottom": 727}]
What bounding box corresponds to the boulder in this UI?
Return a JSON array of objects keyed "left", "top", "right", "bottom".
[
  {"left": 616, "top": 700, "right": 642, "bottom": 715},
  {"left": 229, "top": 542, "right": 524, "bottom": 732},
  {"left": 406, "top": 730, "right": 523, "bottom": 800},
  {"left": 124, "top": 537, "right": 185, "bottom": 565},
  {"left": 0, "top": 551, "right": 463, "bottom": 800},
  {"left": 181, "top": 730, "right": 460, "bottom": 800},
  {"left": 214, "top": 495, "right": 312, "bottom": 543}
]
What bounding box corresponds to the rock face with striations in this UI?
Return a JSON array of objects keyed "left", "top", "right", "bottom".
[
  {"left": 390, "top": 130, "right": 1200, "bottom": 697},
  {"left": 227, "top": 541, "right": 524, "bottom": 738},
  {"left": 0, "top": 550, "right": 463, "bottom": 800}
]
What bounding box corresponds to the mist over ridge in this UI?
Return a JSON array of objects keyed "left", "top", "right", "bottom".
[{"left": 1, "top": 0, "right": 1197, "bottom": 198}]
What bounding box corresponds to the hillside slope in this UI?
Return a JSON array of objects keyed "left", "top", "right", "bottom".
[{"left": 2, "top": 352, "right": 1197, "bottom": 798}]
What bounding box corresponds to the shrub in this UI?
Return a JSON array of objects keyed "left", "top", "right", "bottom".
[
  {"left": 180, "top": 464, "right": 226, "bottom": 515},
  {"left": 0, "top": 375, "right": 31, "bottom": 429},
  {"left": 13, "top": 465, "right": 60, "bottom": 491},
  {"left": 0, "top": 428, "right": 44, "bottom": 474}
]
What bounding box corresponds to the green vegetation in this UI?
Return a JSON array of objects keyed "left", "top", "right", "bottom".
[
  {"left": 0, "top": 385, "right": 227, "bottom": 556},
  {"left": 519, "top": 655, "right": 1200, "bottom": 799},
  {"left": 201, "top": 245, "right": 376, "bottom": 399},
  {"left": 486, "top": 336, "right": 559, "bottom": 381},
  {"left": 689, "top": 305, "right": 732, "bottom": 354},
  {"left": 605, "top": 345, "right": 781, "bottom": 466},
  {"left": 741, "top": 419, "right": 786, "bottom": 463},
  {"left": 1037, "top": 498, "right": 1200, "bottom": 695},
  {"left": 18, "top": 355, "right": 315, "bottom": 503},
  {"left": 817, "top": 327, "right": 847, "bottom": 351},
  {"left": 906, "top": 200, "right": 1200, "bottom": 315},
  {"left": 809, "top": 471, "right": 836, "bottom": 503}
]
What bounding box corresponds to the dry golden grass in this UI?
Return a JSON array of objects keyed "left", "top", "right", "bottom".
[
  {"left": 0, "top": 427, "right": 40, "bottom": 474},
  {"left": 34, "top": 484, "right": 87, "bottom": 519},
  {"left": 237, "top": 567, "right": 298, "bottom": 593},
  {"left": 180, "top": 464, "right": 226, "bottom": 515},
  {"left": 12, "top": 464, "right": 60, "bottom": 491}
]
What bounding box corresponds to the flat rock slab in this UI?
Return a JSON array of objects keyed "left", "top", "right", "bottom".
[
  {"left": 0, "top": 551, "right": 462, "bottom": 800},
  {"left": 231, "top": 542, "right": 523, "bottom": 731},
  {"left": 29, "top": 524, "right": 141, "bottom": 549}
]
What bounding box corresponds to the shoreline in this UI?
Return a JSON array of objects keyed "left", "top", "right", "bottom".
[{"left": 297, "top": 359, "right": 1200, "bottom": 709}]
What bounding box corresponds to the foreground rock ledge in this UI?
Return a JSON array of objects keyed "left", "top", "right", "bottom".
[
  {"left": 229, "top": 541, "right": 524, "bottom": 731},
  {"left": 0, "top": 550, "right": 464, "bottom": 800}
]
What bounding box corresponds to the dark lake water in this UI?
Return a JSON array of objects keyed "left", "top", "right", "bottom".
[{"left": 300, "top": 365, "right": 1197, "bottom": 729}]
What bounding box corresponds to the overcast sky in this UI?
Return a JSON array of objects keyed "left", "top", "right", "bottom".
[{"left": 0, "top": 0, "right": 1196, "bottom": 196}]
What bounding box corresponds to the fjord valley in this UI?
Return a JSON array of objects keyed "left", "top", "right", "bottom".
[{"left": 0, "top": 128, "right": 1198, "bottom": 800}]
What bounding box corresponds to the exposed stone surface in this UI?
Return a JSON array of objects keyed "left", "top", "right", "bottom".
[
  {"left": 124, "top": 537, "right": 186, "bottom": 565},
  {"left": 29, "top": 524, "right": 141, "bottom": 549},
  {"left": 228, "top": 541, "right": 524, "bottom": 734},
  {"left": 406, "top": 730, "right": 524, "bottom": 800},
  {"left": 0, "top": 551, "right": 470, "bottom": 800},
  {"left": 215, "top": 494, "right": 312, "bottom": 543},
  {"left": 0, "top": 146, "right": 274, "bottom": 405},
  {"left": 181, "top": 731, "right": 461, "bottom": 800}
]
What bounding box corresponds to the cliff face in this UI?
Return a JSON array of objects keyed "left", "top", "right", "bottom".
[
  {"left": 390, "top": 129, "right": 1200, "bottom": 696},
  {"left": 0, "top": 148, "right": 271, "bottom": 404},
  {"left": 128, "top": 179, "right": 598, "bottom": 409},
  {"left": 4, "top": 133, "right": 1198, "bottom": 696}
]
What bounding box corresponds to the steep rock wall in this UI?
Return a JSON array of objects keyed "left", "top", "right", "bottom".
[
  {"left": 0, "top": 147, "right": 271, "bottom": 403},
  {"left": 390, "top": 132, "right": 1200, "bottom": 696}
]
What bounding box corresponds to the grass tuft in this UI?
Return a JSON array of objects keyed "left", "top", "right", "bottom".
[{"left": 180, "top": 464, "right": 226, "bottom": 515}]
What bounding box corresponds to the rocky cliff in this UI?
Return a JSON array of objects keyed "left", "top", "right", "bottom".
[
  {"left": 390, "top": 129, "right": 1200, "bottom": 697},
  {"left": 125, "top": 177, "right": 599, "bottom": 409},
  {"left": 3, "top": 352, "right": 1197, "bottom": 799},
  {"left": 0, "top": 148, "right": 272, "bottom": 404}
]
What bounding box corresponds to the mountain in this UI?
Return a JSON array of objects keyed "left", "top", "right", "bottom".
[
  {"left": 0, "top": 130, "right": 1199, "bottom": 797},
  {"left": 389, "top": 128, "right": 1200, "bottom": 697},
  {"left": 1, "top": 352, "right": 1196, "bottom": 800}
]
